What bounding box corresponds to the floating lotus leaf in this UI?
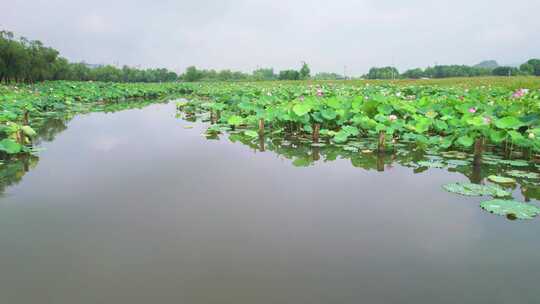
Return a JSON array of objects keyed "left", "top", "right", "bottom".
[
  {"left": 417, "top": 161, "right": 445, "bottom": 168},
  {"left": 446, "top": 159, "right": 470, "bottom": 167},
  {"left": 480, "top": 199, "right": 540, "bottom": 220},
  {"left": 497, "top": 159, "right": 529, "bottom": 167},
  {"left": 441, "top": 151, "right": 468, "bottom": 159},
  {"left": 443, "top": 182, "right": 510, "bottom": 197},
  {"left": 506, "top": 170, "right": 540, "bottom": 179},
  {"left": 487, "top": 175, "right": 516, "bottom": 184},
  {"left": 343, "top": 145, "right": 358, "bottom": 153}
]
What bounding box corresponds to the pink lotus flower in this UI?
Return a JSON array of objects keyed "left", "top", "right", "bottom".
[
  {"left": 468, "top": 107, "right": 477, "bottom": 113},
  {"left": 388, "top": 114, "right": 398, "bottom": 122},
  {"left": 483, "top": 116, "right": 492, "bottom": 124},
  {"left": 512, "top": 88, "right": 528, "bottom": 98},
  {"left": 316, "top": 89, "right": 323, "bottom": 97}
]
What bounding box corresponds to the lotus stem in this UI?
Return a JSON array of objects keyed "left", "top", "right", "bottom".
[
  {"left": 378, "top": 131, "right": 385, "bottom": 154},
  {"left": 312, "top": 123, "right": 320, "bottom": 143},
  {"left": 473, "top": 137, "right": 483, "bottom": 165},
  {"left": 23, "top": 110, "right": 29, "bottom": 125},
  {"left": 258, "top": 118, "right": 265, "bottom": 135}
]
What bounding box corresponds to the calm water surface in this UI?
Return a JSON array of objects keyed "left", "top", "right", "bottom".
[{"left": 0, "top": 102, "right": 539, "bottom": 304}]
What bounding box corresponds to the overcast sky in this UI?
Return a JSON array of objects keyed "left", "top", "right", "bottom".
[{"left": 2, "top": 0, "right": 539, "bottom": 75}]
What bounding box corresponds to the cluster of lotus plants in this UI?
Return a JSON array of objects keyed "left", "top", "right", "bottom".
[
  {"left": 178, "top": 82, "right": 540, "bottom": 220},
  {"left": 179, "top": 83, "right": 540, "bottom": 160}
]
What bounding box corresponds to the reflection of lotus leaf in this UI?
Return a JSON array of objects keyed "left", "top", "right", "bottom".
[
  {"left": 292, "top": 157, "right": 312, "bottom": 167},
  {"left": 443, "top": 182, "right": 510, "bottom": 197},
  {"left": 244, "top": 130, "right": 259, "bottom": 138},
  {"left": 480, "top": 199, "right": 540, "bottom": 220}
]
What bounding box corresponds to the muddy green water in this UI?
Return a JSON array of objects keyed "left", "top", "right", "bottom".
[{"left": 0, "top": 101, "right": 539, "bottom": 304}]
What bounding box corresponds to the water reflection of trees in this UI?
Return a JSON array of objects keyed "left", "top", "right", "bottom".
[
  {"left": 0, "top": 155, "right": 39, "bottom": 196},
  {"left": 0, "top": 116, "right": 69, "bottom": 196},
  {"left": 0, "top": 100, "right": 166, "bottom": 196},
  {"left": 218, "top": 132, "right": 540, "bottom": 201}
]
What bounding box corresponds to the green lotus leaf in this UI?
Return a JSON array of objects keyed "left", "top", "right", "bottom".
[
  {"left": 0, "top": 139, "right": 23, "bottom": 154},
  {"left": 441, "top": 151, "right": 469, "bottom": 159},
  {"left": 320, "top": 108, "right": 337, "bottom": 120},
  {"left": 227, "top": 115, "right": 243, "bottom": 126},
  {"left": 487, "top": 175, "right": 516, "bottom": 184},
  {"left": 417, "top": 161, "right": 445, "bottom": 168},
  {"left": 292, "top": 103, "right": 312, "bottom": 116},
  {"left": 494, "top": 116, "right": 524, "bottom": 130},
  {"left": 446, "top": 159, "right": 470, "bottom": 167},
  {"left": 443, "top": 182, "right": 510, "bottom": 197},
  {"left": 244, "top": 130, "right": 259, "bottom": 138},
  {"left": 332, "top": 132, "right": 350, "bottom": 144},
  {"left": 456, "top": 135, "right": 474, "bottom": 147},
  {"left": 497, "top": 159, "right": 529, "bottom": 167},
  {"left": 480, "top": 199, "right": 540, "bottom": 220},
  {"left": 341, "top": 126, "right": 359, "bottom": 137},
  {"left": 506, "top": 170, "right": 540, "bottom": 179},
  {"left": 343, "top": 145, "right": 359, "bottom": 152}
]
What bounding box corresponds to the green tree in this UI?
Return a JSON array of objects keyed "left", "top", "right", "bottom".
[
  {"left": 367, "top": 67, "right": 399, "bottom": 79},
  {"left": 252, "top": 68, "right": 275, "bottom": 81},
  {"left": 520, "top": 63, "right": 534, "bottom": 75},
  {"left": 278, "top": 70, "right": 300, "bottom": 80},
  {"left": 402, "top": 68, "right": 425, "bottom": 79},
  {"left": 524, "top": 59, "right": 540, "bottom": 76},
  {"left": 312, "top": 72, "right": 343, "bottom": 80},
  {"left": 183, "top": 66, "right": 203, "bottom": 82},
  {"left": 299, "top": 62, "right": 311, "bottom": 79},
  {"left": 492, "top": 66, "right": 519, "bottom": 76}
]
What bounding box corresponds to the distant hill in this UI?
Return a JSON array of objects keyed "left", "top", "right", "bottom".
[{"left": 474, "top": 60, "right": 499, "bottom": 69}]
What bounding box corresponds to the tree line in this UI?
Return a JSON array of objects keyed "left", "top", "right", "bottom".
[
  {"left": 182, "top": 62, "right": 311, "bottom": 82},
  {"left": 0, "top": 31, "right": 178, "bottom": 83},
  {"left": 368, "top": 59, "right": 540, "bottom": 79},
  {"left": 0, "top": 30, "right": 314, "bottom": 83}
]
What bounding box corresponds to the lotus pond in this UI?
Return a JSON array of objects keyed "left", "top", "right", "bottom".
[{"left": 1, "top": 80, "right": 540, "bottom": 303}]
